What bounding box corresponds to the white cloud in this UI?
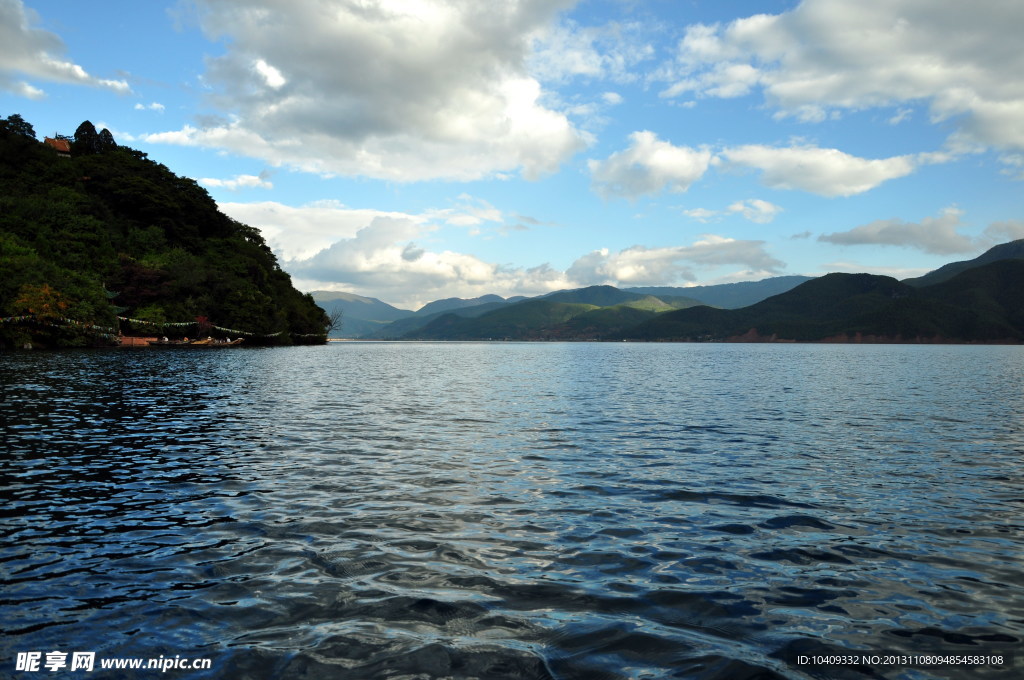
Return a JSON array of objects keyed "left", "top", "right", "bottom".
[
  {"left": 0, "top": 0, "right": 130, "bottom": 97},
  {"left": 594, "top": 135, "right": 923, "bottom": 199},
  {"left": 289, "top": 217, "right": 572, "bottom": 309},
  {"left": 144, "top": 0, "right": 587, "bottom": 181},
  {"left": 589, "top": 131, "right": 712, "bottom": 199},
  {"left": 983, "top": 220, "right": 1024, "bottom": 243},
  {"left": 200, "top": 171, "right": 273, "bottom": 191},
  {"left": 220, "top": 195, "right": 536, "bottom": 270},
  {"left": 822, "top": 210, "right": 1024, "bottom": 255},
  {"left": 998, "top": 154, "right": 1024, "bottom": 180},
  {"left": 660, "top": 0, "right": 1024, "bottom": 152},
  {"left": 601, "top": 91, "right": 623, "bottom": 105},
  {"left": 660, "top": 59, "right": 760, "bottom": 99},
  {"left": 244, "top": 201, "right": 785, "bottom": 306},
  {"left": 218, "top": 199, "right": 429, "bottom": 261},
  {"left": 681, "top": 199, "right": 782, "bottom": 224},
  {"left": 252, "top": 59, "right": 285, "bottom": 89},
  {"left": 295, "top": 230, "right": 783, "bottom": 307},
  {"left": 528, "top": 18, "right": 654, "bottom": 84},
  {"left": 726, "top": 199, "right": 783, "bottom": 223},
  {"left": 681, "top": 207, "right": 719, "bottom": 223},
  {"left": 721, "top": 144, "right": 916, "bottom": 197},
  {"left": 426, "top": 194, "right": 504, "bottom": 230},
  {"left": 134, "top": 102, "right": 165, "bottom": 112},
  {"left": 888, "top": 107, "right": 912, "bottom": 125},
  {"left": 0, "top": 76, "right": 43, "bottom": 99},
  {"left": 819, "top": 206, "right": 976, "bottom": 255},
  {"left": 528, "top": 20, "right": 604, "bottom": 81},
  {"left": 566, "top": 235, "right": 784, "bottom": 285}
]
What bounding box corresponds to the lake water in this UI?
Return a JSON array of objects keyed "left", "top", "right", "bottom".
[{"left": 1, "top": 343, "right": 1021, "bottom": 679}]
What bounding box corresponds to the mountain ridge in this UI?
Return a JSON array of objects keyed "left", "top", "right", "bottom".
[
  {"left": 625, "top": 275, "right": 815, "bottom": 309},
  {"left": 370, "top": 247, "right": 1024, "bottom": 342},
  {"left": 626, "top": 260, "right": 1024, "bottom": 343},
  {"left": 309, "top": 290, "right": 413, "bottom": 338},
  {"left": 902, "top": 239, "right": 1024, "bottom": 287}
]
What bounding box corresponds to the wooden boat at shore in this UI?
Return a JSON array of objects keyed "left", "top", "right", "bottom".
[{"left": 146, "top": 337, "right": 245, "bottom": 347}]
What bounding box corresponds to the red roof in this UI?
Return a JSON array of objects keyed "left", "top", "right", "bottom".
[{"left": 44, "top": 137, "right": 71, "bottom": 153}]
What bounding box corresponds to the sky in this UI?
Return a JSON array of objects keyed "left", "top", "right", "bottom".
[{"left": 2, "top": 0, "right": 1023, "bottom": 310}]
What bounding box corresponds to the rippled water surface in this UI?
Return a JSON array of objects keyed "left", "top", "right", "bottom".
[{"left": 2, "top": 343, "right": 1022, "bottom": 679}]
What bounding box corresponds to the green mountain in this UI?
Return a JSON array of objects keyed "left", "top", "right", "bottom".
[
  {"left": 633, "top": 295, "right": 705, "bottom": 311},
  {"left": 309, "top": 290, "right": 412, "bottom": 338},
  {"left": 314, "top": 292, "right": 522, "bottom": 338},
  {"left": 0, "top": 114, "right": 328, "bottom": 348},
  {"left": 902, "top": 239, "right": 1024, "bottom": 287},
  {"left": 542, "top": 285, "right": 650, "bottom": 306},
  {"left": 399, "top": 287, "right": 705, "bottom": 341},
  {"left": 390, "top": 254, "right": 1024, "bottom": 343},
  {"left": 917, "top": 259, "right": 1024, "bottom": 338},
  {"left": 415, "top": 294, "right": 508, "bottom": 316},
  {"left": 549, "top": 304, "right": 661, "bottom": 339},
  {"left": 407, "top": 300, "right": 600, "bottom": 340},
  {"left": 626, "top": 260, "right": 1024, "bottom": 342},
  {"left": 365, "top": 287, "right": 701, "bottom": 339},
  {"left": 366, "top": 299, "right": 509, "bottom": 339},
  {"left": 541, "top": 284, "right": 704, "bottom": 309},
  {"left": 626, "top": 275, "right": 814, "bottom": 309}
]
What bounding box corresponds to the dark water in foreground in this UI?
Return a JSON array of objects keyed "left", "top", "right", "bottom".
[{"left": 1, "top": 343, "right": 1022, "bottom": 679}]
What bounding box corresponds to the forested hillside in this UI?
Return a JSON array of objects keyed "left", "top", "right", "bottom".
[
  {"left": 0, "top": 114, "right": 327, "bottom": 348},
  {"left": 374, "top": 259, "right": 1024, "bottom": 343},
  {"left": 626, "top": 260, "right": 1024, "bottom": 342}
]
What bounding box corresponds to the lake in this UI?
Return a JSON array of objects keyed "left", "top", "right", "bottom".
[{"left": 1, "top": 343, "right": 1021, "bottom": 679}]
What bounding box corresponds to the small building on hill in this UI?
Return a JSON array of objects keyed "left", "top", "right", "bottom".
[{"left": 44, "top": 137, "right": 71, "bottom": 157}]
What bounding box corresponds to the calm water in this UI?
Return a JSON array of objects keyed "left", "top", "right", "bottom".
[{"left": 1, "top": 343, "right": 1022, "bottom": 679}]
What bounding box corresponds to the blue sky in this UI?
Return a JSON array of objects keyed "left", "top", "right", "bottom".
[{"left": 3, "top": 0, "right": 1022, "bottom": 309}]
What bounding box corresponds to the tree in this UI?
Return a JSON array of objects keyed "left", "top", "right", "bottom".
[
  {"left": 325, "top": 309, "right": 343, "bottom": 335},
  {"left": 73, "top": 120, "right": 100, "bottom": 155},
  {"left": 98, "top": 128, "right": 117, "bottom": 151},
  {"left": 2, "top": 114, "right": 36, "bottom": 139},
  {"left": 13, "top": 283, "right": 70, "bottom": 320}
]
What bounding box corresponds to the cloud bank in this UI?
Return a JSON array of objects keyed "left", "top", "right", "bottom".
[
  {"left": 660, "top": 0, "right": 1024, "bottom": 153},
  {"left": 590, "top": 135, "right": 921, "bottom": 199},
  {"left": 820, "top": 207, "right": 1024, "bottom": 255},
  {"left": 288, "top": 216, "right": 572, "bottom": 307},
  {"left": 0, "top": 0, "right": 130, "bottom": 98},
  {"left": 145, "top": 0, "right": 588, "bottom": 181},
  {"left": 229, "top": 200, "right": 786, "bottom": 307},
  {"left": 719, "top": 145, "right": 916, "bottom": 197},
  {"left": 200, "top": 171, "right": 273, "bottom": 191},
  {"left": 567, "top": 235, "right": 784, "bottom": 286}
]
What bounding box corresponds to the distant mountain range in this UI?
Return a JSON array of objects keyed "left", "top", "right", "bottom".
[
  {"left": 311, "top": 240, "right": 1024, "bottom": 343},
  {"left": 415, "top": 294, "right": 526, "bottom": 316},
  {"left": 404, "top": 287, "right": 705, "bottom": 341},
  {"left": 624, "top": 275, "right": 814, "bottom": 309},
  {"left": 309, "top": 291, "right": 412, "bottom": 338},
  {"left": 311, "top": 276, "right": 810, "bottom": 339},
  {"left": 628, "top": 260, "right": 1023, "bottom": 342}
]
